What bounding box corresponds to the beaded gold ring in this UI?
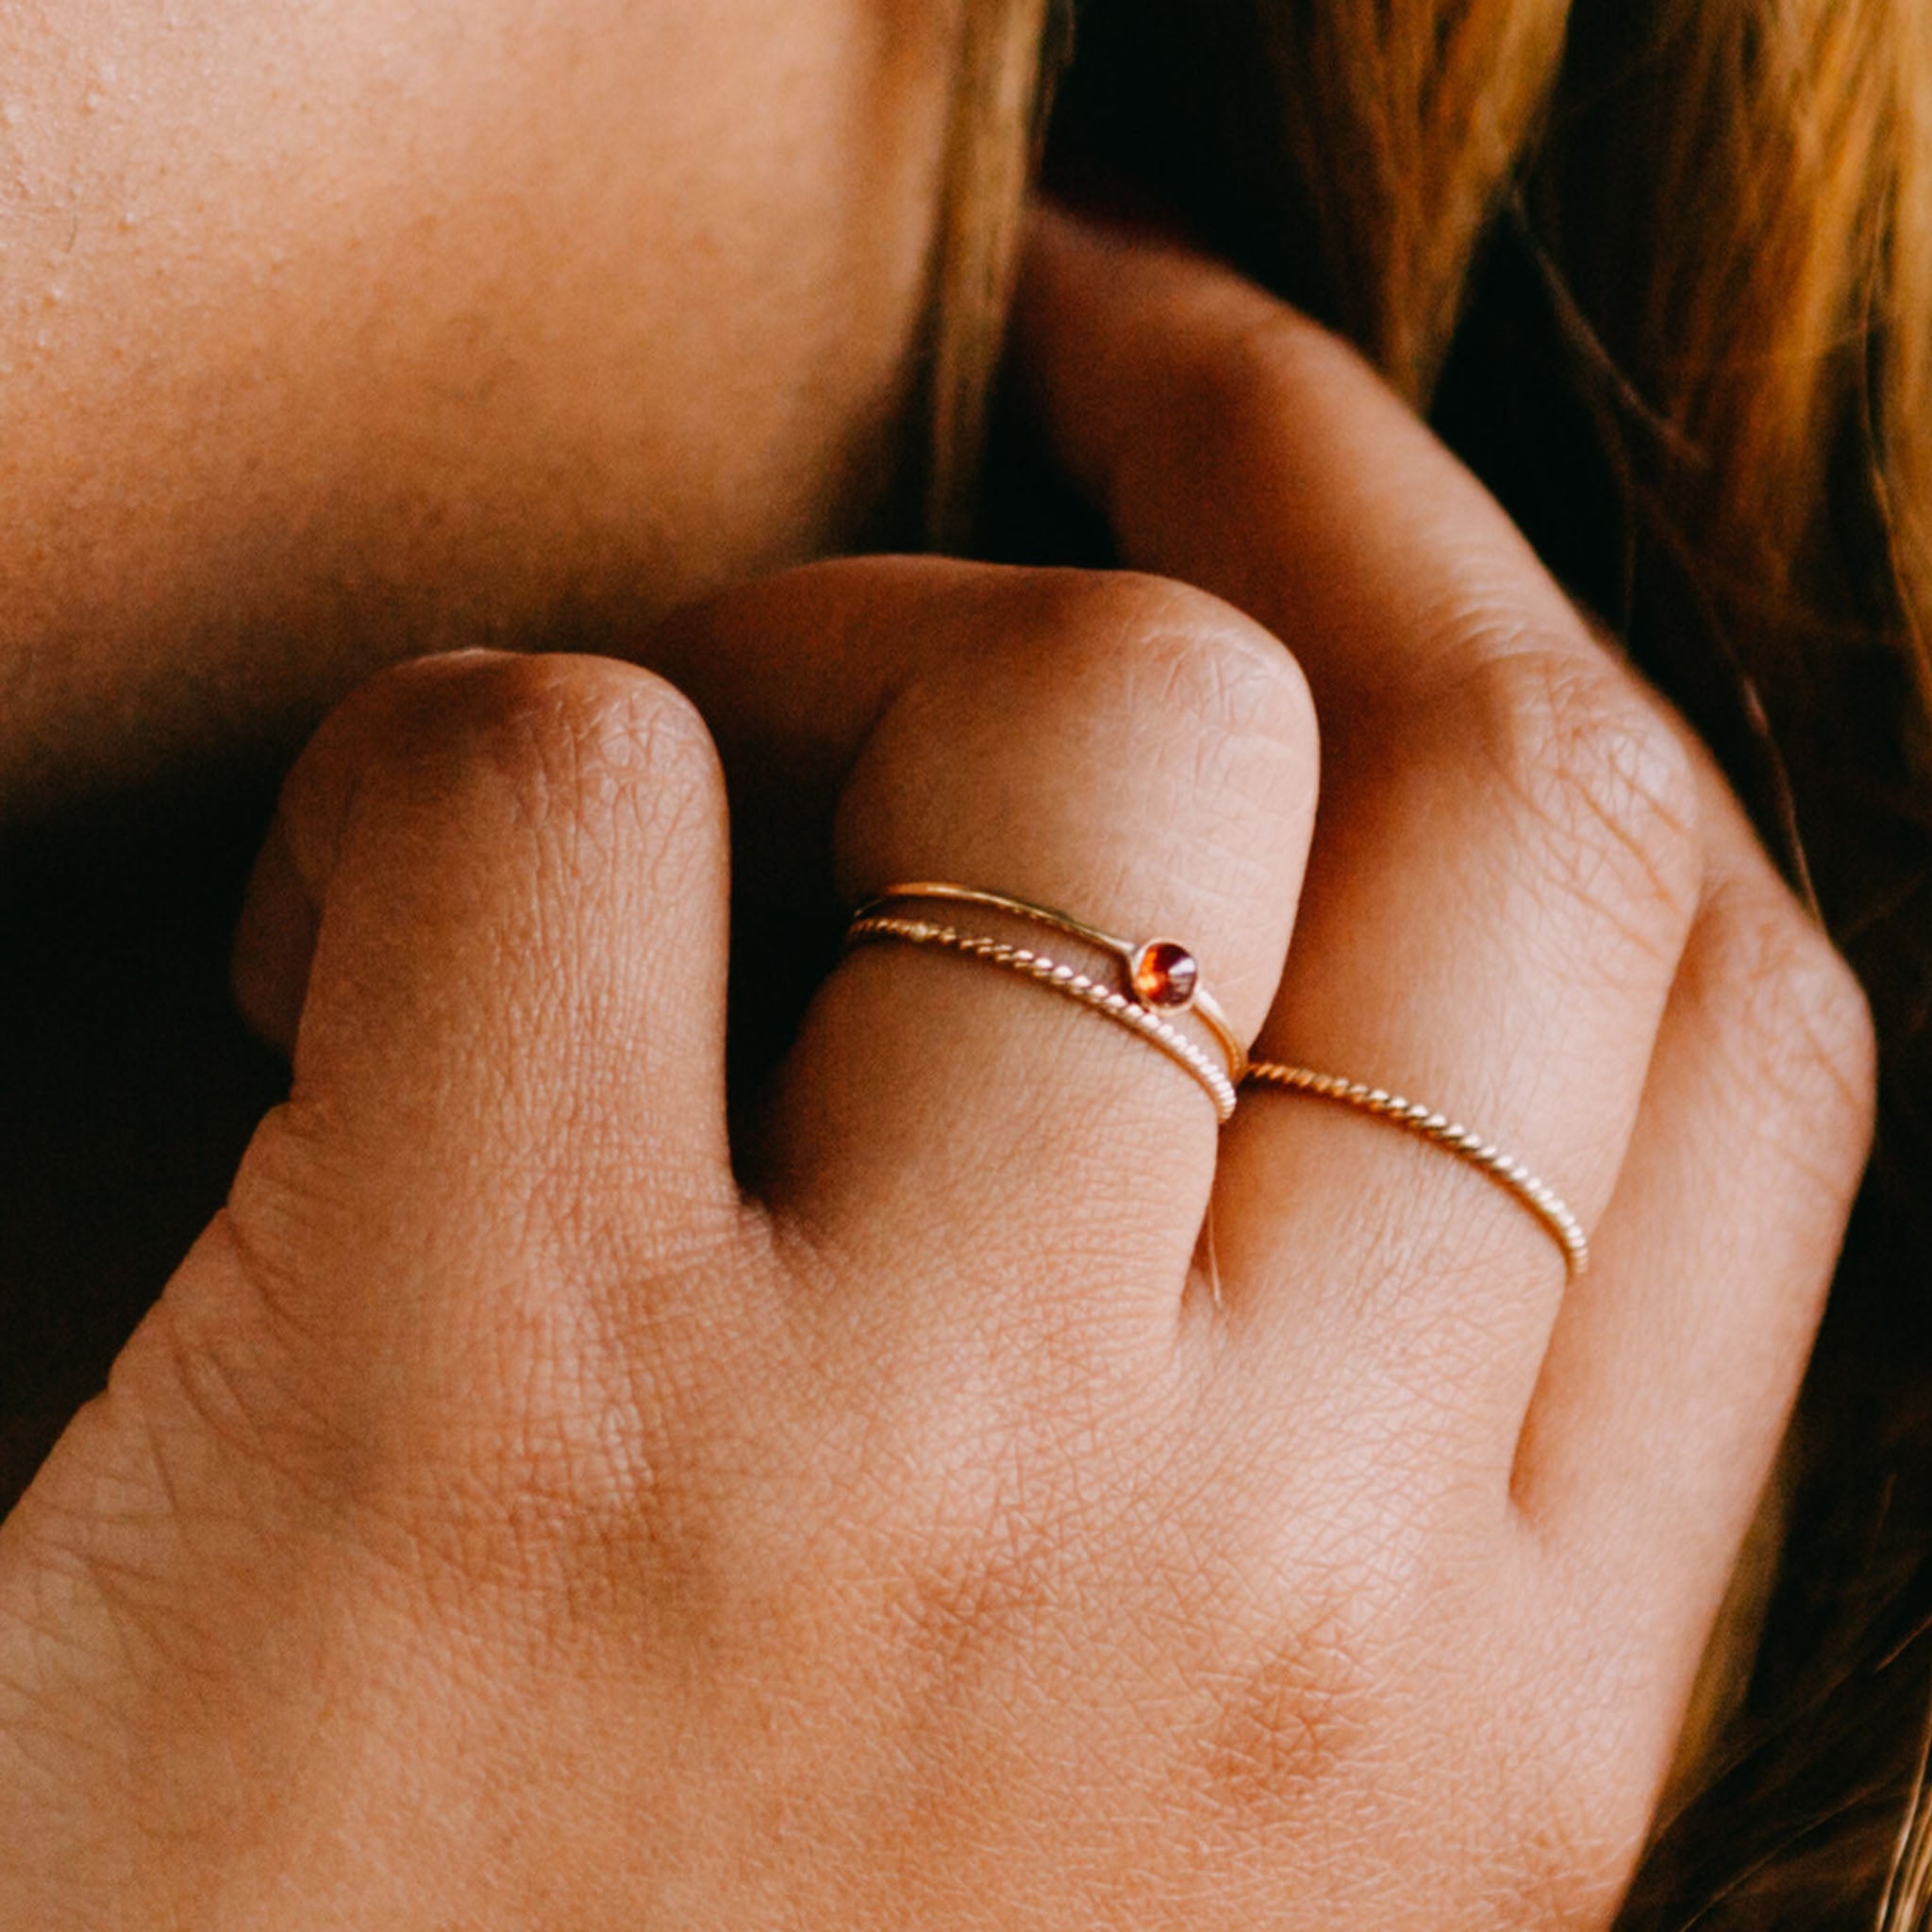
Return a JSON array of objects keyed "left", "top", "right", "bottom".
[
  {"left": 1241, "top": 1060, "right": 1590, "bottom": 1278},
  {"left": 846, "top": 882, "right": 1244, "bottom": 1123}
]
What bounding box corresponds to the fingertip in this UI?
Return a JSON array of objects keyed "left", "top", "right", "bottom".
[
  {"left": 1014, "top": 201, "right": 1145, "bottom": 347},
  {"left": 1014, "top": 203, "right": 1339, "bottom": 526},
  {"left": 1011, "top": 204, "right": 1138, "bottom": 482},
  {"left": 1021, "top": 197, "right": 1195, "bottom": 292}
]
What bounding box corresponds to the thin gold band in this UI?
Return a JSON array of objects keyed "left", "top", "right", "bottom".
[
  {"left": 1242, "top": 1060, "right": 1590, "bottom": 1278},
  {"left": 854, "top": 882, "right": 1247, "bottom": 1085},
  {"left": 845, "top": 903, "right": 1241, "bottom": 1123}
]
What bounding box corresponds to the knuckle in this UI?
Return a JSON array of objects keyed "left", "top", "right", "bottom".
[
  {"left": 1196, "top": 1604, "right": 1379, "bottom": 1832},
  {"left": 296, "top": 651, "right": 723, "bottom": 869},
  {"left": 1183, "top": 299, "right": 1355, "bottom": 460},
  {"left": 851, "top": 1423, "right": 1074, "bottom": 1691},
  {"left": 411, "top": 656, "right": 726, "bottom": 908},
  {"left": 880, "top": 1500, "right": 1063, "bottom": 1680},
  {"left": 1697, "top": 876, "right": 1878, "bottom": 1156},
  {"left": 845, "top": 1346, "right": 1154, "bottom": 1679},
  {"left": 1442, "top": 634, "right": 1703, "bottom": 940},
  {"left": 447, "top": 653, "right": 719, "bottom": 827},
  {"left": 1036, "top": 568, "right": 1318, "bottom": 763}
]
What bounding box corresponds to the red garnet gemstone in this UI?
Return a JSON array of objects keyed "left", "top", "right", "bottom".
[{"left": 1131, "top": 940, "right": 1200, "bottom": 1011}]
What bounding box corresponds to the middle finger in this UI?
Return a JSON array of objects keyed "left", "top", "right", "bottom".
[{"left": 658, "top": 558, "right": 1320, "bottom": 1327}]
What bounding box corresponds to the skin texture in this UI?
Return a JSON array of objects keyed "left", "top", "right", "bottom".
[
  {"left": 0, "top": 208, "right": 1876, "bottom": 1924},
  {"left": 0, "top": 0, "right": 957, "bottom": 813},
  {"left": 0, "top": 0, "right": 958, "bottom": 1500}
]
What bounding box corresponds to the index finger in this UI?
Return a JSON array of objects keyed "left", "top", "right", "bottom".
[{"left": 1013, "top": 205, "right": 1590, "bottom": 713}]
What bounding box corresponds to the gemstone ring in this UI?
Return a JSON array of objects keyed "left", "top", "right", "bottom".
[{"left": 845, "top": 881, "right": 1245, "bottom": 1121}]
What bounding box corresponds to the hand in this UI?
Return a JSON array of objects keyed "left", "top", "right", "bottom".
[{"left": 0, "top": 213, "right": 1874, "bottom": 1928}]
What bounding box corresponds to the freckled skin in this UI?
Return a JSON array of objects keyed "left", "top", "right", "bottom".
[{"left": 0, "top": 0, "right": 958, "bottom": 813}]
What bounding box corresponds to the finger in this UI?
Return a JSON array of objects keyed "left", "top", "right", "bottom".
[
  {"left": 231, "top": 810, "right": 322, "bottom": 1054},
  {"left": 658, "top": 558, "right": 1318, "bottom": 1313},
  {"left": 231, "top": 649, "right": 737, "bottom": 1246},
  {"left": 1511, "top": 749, "right": 1874, "bottom": 1617},
  {"left": 1020, "top": 210, "right": 1702, "bottom": 1420}
]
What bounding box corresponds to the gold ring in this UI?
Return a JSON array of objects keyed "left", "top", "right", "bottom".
[
  {"left": 846, "top": 882, "right": 1244, "bottom": 1122},
  {"left": 1242, "top": 1061, "right": 1590, "bottom": 1278}
]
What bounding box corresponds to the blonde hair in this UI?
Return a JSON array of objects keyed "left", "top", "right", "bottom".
[
  {"left": 924, "top": 0, "right": 1070, "bottom": 548},
  {"left": 935, "top": 0, "right": 1932, "bottom": 1921}
]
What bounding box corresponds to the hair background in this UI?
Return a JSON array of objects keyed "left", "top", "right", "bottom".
[{"left": 934, "top": 1, "right": 1932, "bottom": 1924}]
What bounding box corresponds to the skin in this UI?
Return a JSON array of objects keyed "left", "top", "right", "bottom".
[
  {"left": 0, "top": 8, "right": 1879, "bottom": 1924},
  {"left": 0, "top": 0, "right": 955, "bottom": 811},
  {"left": 0, "top": 0, "right": 956, "bottom": 1493}
]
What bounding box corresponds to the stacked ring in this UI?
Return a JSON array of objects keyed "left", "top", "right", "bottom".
[
  {"left": 845, "top": 882, "right": 1244, "bottom": 1122},
  {"left": 842, "top": 881, "right": 1588, "bottom": 1275}
]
